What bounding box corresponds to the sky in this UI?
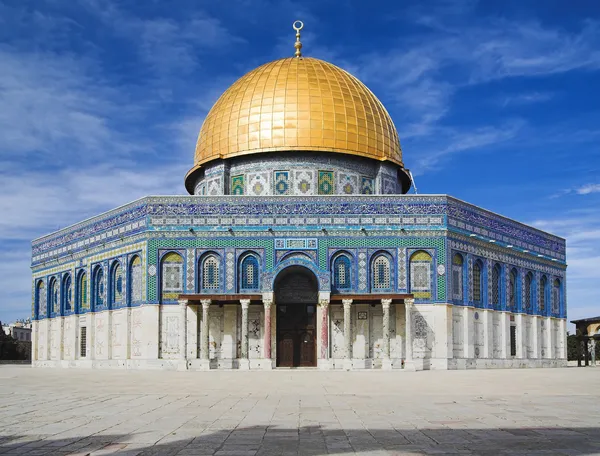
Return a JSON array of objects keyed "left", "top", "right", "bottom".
[{"left": 1, "top": 0, "right": 599, "bottom": 328}]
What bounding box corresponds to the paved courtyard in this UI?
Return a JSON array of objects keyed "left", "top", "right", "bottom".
[{"left": 0, "top": 366, "right": 599, "bottom": 455}]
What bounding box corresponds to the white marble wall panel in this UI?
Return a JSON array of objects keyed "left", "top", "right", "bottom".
[
  {"left": 209, "top": 307, "right": 224, "bottom": 360},
  {"left": 223, "top": 305, "right": 237, "bottom": 360},
  {"left": 474, "top": 316, "right": 484, "bottom": 358},
  {"left": 493, "top": 313, "right": 502, "bottom": 358},
  {"left": 159, "top": 307, "right": 180, "bottom": 359},
  {"left": 111, "top": 309, "right": 129, "bottom": 359},
  {"left": 94, "top": 312, "right": 109, "bottom": 359},
  {"left": 391, "top": 304, "right": 404, "bottom": 359},
  {"left": 412, "top": 307, "right": 434, "bottom": 359},
  {"left": 452, "top": 308, "right": 463, "bottom": 358},
  {"left": 248, "top": 308, "right": 263, "bottom": 359},
  {"left": 330, "top": 305, "right": 345, "bottom": 359},
  {"left": 369, "top": 308, "right": 383, "bottom": 360},
  {"left": 352, "top": 304, "right": 369, "bottom": 359}
]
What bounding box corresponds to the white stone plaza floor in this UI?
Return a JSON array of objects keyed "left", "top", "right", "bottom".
[{"left": 0, "top": 367, "right": 599, "bottom": 455}]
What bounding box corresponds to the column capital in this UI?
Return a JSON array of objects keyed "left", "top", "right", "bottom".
[
  {"left": 381, "top": 298, "right": 392, "bottom": 309},
  {"left": 263, "top": 298, "right": 274, "bottom": 309},
  {"left": 404, "top": 298, "right": 415, "bottom": 307},
  {"left": 318, "top": 291, "right": 330, "bottom": 308},
  {"left": 342, "top": 298, "right": 353, "bottom": 308},
  {"left": 240, "top": 299, "right": 251, "bottom": 309},
  {"left": 178, "top": 299, "right": 188, "bottom": 307},
  {"left": 201, "top": 299, "right": 212, "bottom": 310}
]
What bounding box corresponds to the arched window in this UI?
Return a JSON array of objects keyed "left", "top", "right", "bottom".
[
  {"left": 451, "top": 253, "right": 463, "bottom": 301},
  {"left": 240, "top": 255, "right": 260, "bottom": 291},
  {"left": 539, "top": 275, "right": 547, "bottom": 314},
  {"left": 36, "top": 281, "right": 46, "bottom": 318},
  {"left": 202, "top": 255, "right": 220, "bottom": 291},
  {"left": 552, "top": 279, "right": 561, "bottom": 314},
  {"left": 93, "top": 267, "right": 105, "bottom": 308},
  {"left": 161, "top": 252, "right": 184, "bottom": 302},
  {"left": 508, "top": 268, "right": 517, "bottom": 310},
  {"left": 524, "top": 272, "right": 533, "bottom": 313},
  {"left": 473, "top": 260, "right": 483, "bottom": 306},
  {"left": 78, "top": 272, "right": 89, "bottom": 311},
  {"left": 50, "top": 277, "right": 59, "bottom": 315},
  {"left": 110, "top": 262, "right": 123, "bottom": 307},
  {"left": 410, "top": 251, "right": 433, "bottom": 299},
  {"left": 62, "top": 274, "right": 72, "bottom": 313},
  {"left": 372, "top": 254, "right": 391, "bottom": 291},
  {"left": 333, "top": 254, "right": 352, "bottom": 291},
  {"left": 492, "top": 264, "right": 501, "bottom": 309},
  {"left": 129, "top": 255, "right": 143, "bottom": 304}
]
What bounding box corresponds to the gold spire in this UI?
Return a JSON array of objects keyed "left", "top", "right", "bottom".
[{"left": 293, "top": 20, "right": 303, "bottom": 58}]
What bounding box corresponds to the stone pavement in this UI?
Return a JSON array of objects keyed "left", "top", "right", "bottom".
[{"left": 0, "top": 366, "right": 599, "bottom": 455}]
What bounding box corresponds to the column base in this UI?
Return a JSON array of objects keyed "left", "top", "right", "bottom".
[
  {"left": 200, "top": 359, "right": 211, "bottom": 371},
  {"left": 343, "top": 359, "right": 353, "bottom": 371},
  {"left": 262, "top": 359, "right": 273, "bottom": 370},
  {"left": 403, "top": 360, "right": 416, "bottom": 371},
  {"left": 382, "top": 358, "right": 393, "bottom": 370},
  {"left": 238, "top": 359, "right": 250, "bottom": 370},
  {"left": 318, "top": 359, "right": 332, "bottom": 370},
  {"left": 177, "top": 359, "right": 188, "bottom": 371}
]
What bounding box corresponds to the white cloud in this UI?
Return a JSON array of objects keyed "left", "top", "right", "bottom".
[{"left": 576, "top": 184, "right": 600, "bottom": 195}]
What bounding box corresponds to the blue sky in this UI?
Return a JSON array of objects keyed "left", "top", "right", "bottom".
[{"left": 1, "top": 0, "right": 599, "bottom": 327}]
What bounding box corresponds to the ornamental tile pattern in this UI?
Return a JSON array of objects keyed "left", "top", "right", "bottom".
[
  {"left": 318, "top": 171, "right": 335, "bottom": 195},
  {"left": 273, "top": 171, "right": 290, "bottom": 195}
]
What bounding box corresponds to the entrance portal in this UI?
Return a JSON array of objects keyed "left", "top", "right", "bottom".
[{"left": 274, "top": 266, "right": 318, "bottom": 367}]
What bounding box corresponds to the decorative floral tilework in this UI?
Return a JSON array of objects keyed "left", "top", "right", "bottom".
[
  {"left": 274, "top": 171, "right": 291, "bottom": 195},
  {"left": 318, "top": 170, "right": 334, "bottom": 195},
  {"left": 231, "top": 175, "right": 245, "bottom": 195},
  {"left": 361, "top": 176, "right": 374, "bottom": 194}
]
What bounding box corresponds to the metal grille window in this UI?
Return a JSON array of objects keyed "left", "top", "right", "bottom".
[
  {"left": 111, "top": 263, "right": 123, "bottom": 305},
  {"left": 130, "top": 256, "right": 142, "bottom": 303},
  {"left": 161, "top": 252, "right": 183, "bottom": 301},
  {"left": 36, "top": 281, "right": 46, "bottom": 317},
  {"left": 63, "top": 275, "right": 72, "bottom": 312},
  {"left": 50, "top": 278, "right": 59, "bottom": 314},
  {"left": 524, "top": 272, "right": 533, "bottom": 312},
  {"left": 241, "top": 255, "right": 259, "bottom": 290},
  {"left": 373, "top": 255, "right": 391, "bottom": 290},
  {"left": 540, "top": 276, "right": 547, "bottom": 313},
  {"left": 473, "top": 261, "right": 482, "bottom": 305},
  {"left": 94, "top": 268, "right": 105, "bottom": 307},
  {"left": 333, "top": 255, "right": 351, "bottom": 290},
  {"left": 80, "top": 327, "right": 87, "bottom": 357},
  {"left": 492, "top": 264, "right": 501, "bottom": 309},
  {"left": 452, "top": 253, "right": 463, "bottom": 301},
  {"left": 410, "top": 251, "right": 432, "bottom": 299},
  {"left": 78, "top": 273, "right": 88, "bottom": 310},
  {"left": 508, "top": 269, "right": 517, "bottom": 309},
  {"left": 202, "top": 255, "right": 220, "bottom": 290},
  {"left": 552, "top": 279, "right": 560, "bottom": 314}
]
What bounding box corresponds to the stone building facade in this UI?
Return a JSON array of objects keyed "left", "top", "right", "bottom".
[{"left": 30, "top": 47, "right": 567, "bottom": 371}]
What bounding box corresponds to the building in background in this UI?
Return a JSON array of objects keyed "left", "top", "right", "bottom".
[
  {"left": 30, "top": 24, "right": 567, "bottom": 370},
  {"left": 2, "top": 322, "right": 32, "bottom": 342}
]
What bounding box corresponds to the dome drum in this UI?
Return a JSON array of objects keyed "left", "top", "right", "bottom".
[{"left": 189, "top": 152, "right": 410, "bottom": 196}]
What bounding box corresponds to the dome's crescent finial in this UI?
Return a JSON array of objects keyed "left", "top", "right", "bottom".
[{"left": 293, "top": 20, "right": 304, "bottom": 58}]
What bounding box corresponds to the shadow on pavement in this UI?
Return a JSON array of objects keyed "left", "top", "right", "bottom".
[{"left": 1, "top": 425, "right": 600, "bottom": 455}]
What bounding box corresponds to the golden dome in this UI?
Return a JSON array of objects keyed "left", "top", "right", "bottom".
[{"left": 185, "top": 57, "right": 405, "bottom": 191}]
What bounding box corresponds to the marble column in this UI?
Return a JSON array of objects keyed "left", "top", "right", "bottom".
[
  {"left": 200, "top": 299, "right": 211, "bottom": 370},
  {"left": 263, "top": 297, "right": 273, "bottom": 369},
  {"left": 239, "top": 299, "right": 250, "bottom": 370},
  {"left": 382, "top": 298, "right": 393, "bottom": 370},
  {"left": 342, "top": 299, "right": 353, "bottom": 370},
  {"left": 318, "top": 294, "right": 330, "bottom": 369},
  {"left": 404, "top": 298, "right": 416, "bottom": 371},
  {"left": 178, "top": 299, "right": 188, "bottom": 370}
]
